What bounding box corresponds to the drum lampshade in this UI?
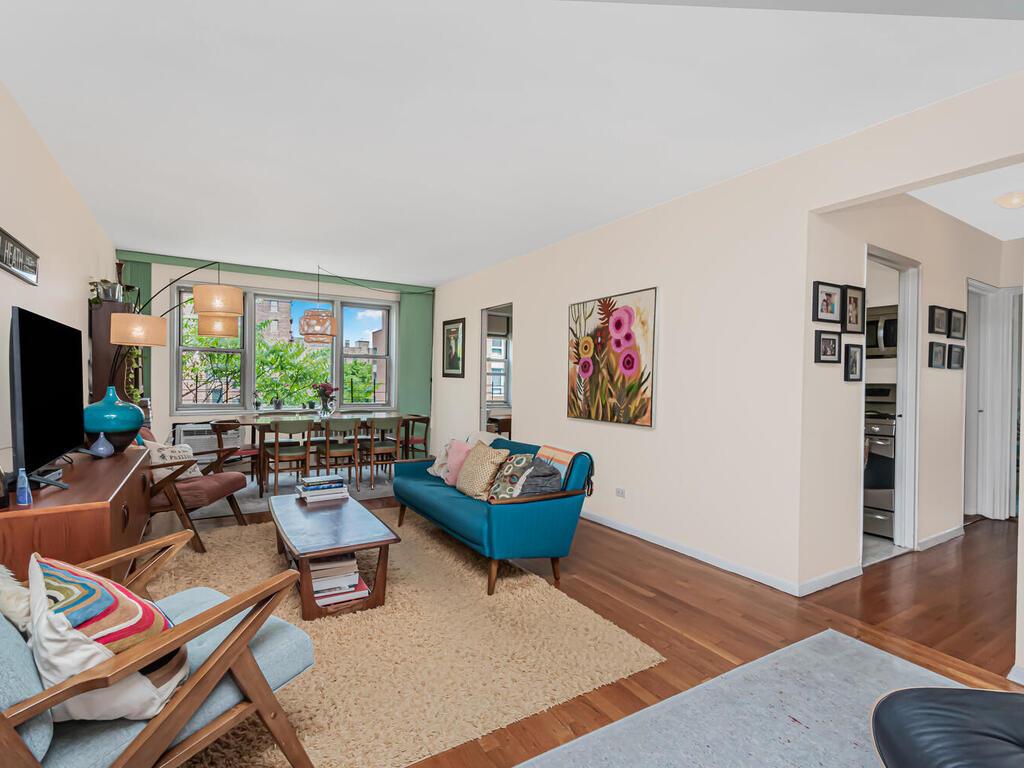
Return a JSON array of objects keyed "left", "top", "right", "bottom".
[
  {"left": 109, "top": 313, "right": 167, "bottom": 347},
  {"left": 193, "top": 283, "right": 243, "bottom": 316}
]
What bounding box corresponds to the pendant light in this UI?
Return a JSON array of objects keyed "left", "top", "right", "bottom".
[
  {"left": 299, "top": 265, "right": 337, "bottom": 346},
  {"left": 194, "top": 263, "right": 243, "bottom": 317},
  {"left": 197, "top": 313, "right": 239, "bottom": 338}
]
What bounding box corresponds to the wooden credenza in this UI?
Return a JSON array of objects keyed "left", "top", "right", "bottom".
[{"left": 0, "top": 447, "right": 151, "bottom": 581}]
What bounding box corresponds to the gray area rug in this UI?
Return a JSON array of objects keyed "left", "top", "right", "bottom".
[{"left": 518, "top": 630, "right": 961, "bottom": 767}]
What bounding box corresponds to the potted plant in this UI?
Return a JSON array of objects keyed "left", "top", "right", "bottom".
[{"left": 312, "top": 382, "right": 338, "bottom": 415}]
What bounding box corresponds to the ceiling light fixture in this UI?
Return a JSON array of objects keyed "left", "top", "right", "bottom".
[
  {"left": 299, "top": 265, "right": 337, "bottom": 347},
  {"left": 995, "top": 191, "right": 1024, "bottom": 209},
  {"left": 193, "top": 264, "right": 243, "bottom": 316},
  {"left": 197, "top": 313, "right": 239, "bottom": 338}
]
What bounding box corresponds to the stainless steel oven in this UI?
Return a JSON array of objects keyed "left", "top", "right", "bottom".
[
  {"left": 864, "top": 383, "right": 897, "bottom": 539},
  {"left": 866, "top": 305, "right": 898, "bottom": 359}
]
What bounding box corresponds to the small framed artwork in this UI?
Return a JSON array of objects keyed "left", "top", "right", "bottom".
[
  {"left": 841, "top": 285, "right": 866, "bottom": 334},
  {"left": 844, "top": 344, "right": 863, "bottom": 382},
  {"left": 815, "top": 330, "right": 842, "bottom": 363},
  {"left": 947, "top": 309, "right": 966, "bottom": 340},
  {"left": 947, "top": 344, "right": 965, "bottom": 370},
  {"left": 928, "top": 306, "right": 949, "bottom": 335},
  {"left": 441, "top": 317, "right": 466, "bottom": 378},
  {"left": 812, "top": 281, "right": 843, "bottom": 324},
  {"left": 928, "top": 341, "right": 946, "bottom": 369}
]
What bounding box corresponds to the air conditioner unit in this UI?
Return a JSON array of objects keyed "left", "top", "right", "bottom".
[{"left": 173, "top": 423, "right": 240, "bottom": 462}]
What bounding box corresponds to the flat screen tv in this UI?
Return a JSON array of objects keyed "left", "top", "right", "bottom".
[{"left": 9, "top": 307, "right": 85, "bottom": 475}]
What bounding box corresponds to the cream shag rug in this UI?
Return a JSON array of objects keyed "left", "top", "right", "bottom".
[{"left": 149, "top": 507, "right": 664, "bottom": 768}]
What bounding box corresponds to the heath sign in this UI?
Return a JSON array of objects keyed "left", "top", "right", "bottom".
[{"left": 0, "top": 226, "right": 39, "bottom": 285}]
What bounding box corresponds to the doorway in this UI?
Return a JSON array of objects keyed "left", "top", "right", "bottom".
[
  {"left": 479, "top": 304, "right": 513, "bottom": 437},
  {"left": 963, "top": 280, "right": 1022, "bottom": 521},
  {"left": 862, "top": 247, "right": 920, "bottom": 566}
]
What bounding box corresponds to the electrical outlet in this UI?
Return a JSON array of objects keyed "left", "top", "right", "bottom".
[{"left": 615, "top": 487, "right": 626, "bottom": 499}]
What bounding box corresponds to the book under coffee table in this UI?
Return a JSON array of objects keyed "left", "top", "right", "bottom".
[{"left": 270, "top": 493, "right": 400, "bottom": 620}]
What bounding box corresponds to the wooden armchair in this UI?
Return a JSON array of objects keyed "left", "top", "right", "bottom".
[
  {"left": 148, "top": 443, "right": 249, "bottom": 555},
  {"left": 0, "top": 531, "right": 314, "bottom": 768}
]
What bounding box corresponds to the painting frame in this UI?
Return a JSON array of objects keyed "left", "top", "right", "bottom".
[
  {"left": 927, "top": 305, "right": 949, "bottom": 335},
  {"left": 844, "top": 344, "right": 863, "bottom": 382},
  {"left": 812, "top": 281, "right": 843, "bottom": 324},
  {"left": 947, "top": 344, "right": 965, "bottom": 370},
  {"left": 928, "top": 341, "right": 946, "bottom": 369},
  {"left": 814, "top": 330, "right": 842, "bottom": 364},
  {"left": 441, "top": 317, "right": 466, "bottom": 378},
  {"left": 947, "top": 309, "right": 966, "bottom": 340},
  {"left": 841, "top": 285, "right": 865, "bottom": 334},
  {"left": 568, "top": 286, "right": 657, "bottom": 428}
]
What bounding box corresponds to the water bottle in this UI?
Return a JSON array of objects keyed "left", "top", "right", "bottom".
[{"left": 15, "top": 468, "right": 32, "bottom": 506}]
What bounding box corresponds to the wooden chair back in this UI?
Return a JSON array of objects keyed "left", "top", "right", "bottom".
[
  {"left": 325, "top": 417, "right": 362, "bottom": 454},
  {"left": 269, "top": 419, "right": 313, "bottom": 457}
]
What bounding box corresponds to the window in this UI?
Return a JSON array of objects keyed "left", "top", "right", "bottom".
[
  {"left": 486, "top": 336, "right": 509, "bottom": 405},
  {"left": 176, "top": 289, "right": 243, "bottom": 406},
  {"left": 174, "top": 286, "right": 396, "bottom": 411},
  {"left": 341, "top": 305, "right": 389, "bottom": 405},
  {"left": 254, "top": 295, "right": 332, "bottom": 409}
]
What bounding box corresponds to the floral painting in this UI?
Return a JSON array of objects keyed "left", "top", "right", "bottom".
[{"left": 568, "top": 287, "right": 656, "bottom": 427}]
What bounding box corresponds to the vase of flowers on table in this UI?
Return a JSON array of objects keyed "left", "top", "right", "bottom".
[{"left": 313, "top": 382, "right": 338, "bottom": 417}]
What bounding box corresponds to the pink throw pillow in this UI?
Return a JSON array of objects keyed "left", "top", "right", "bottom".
[{"left": 444, "top": 440, "right": 473, "bottom": 486}]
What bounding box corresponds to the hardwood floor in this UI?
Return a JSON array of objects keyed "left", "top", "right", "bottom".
[{"left": 186, "top": 499, "right": 1019, "bottom": 768}]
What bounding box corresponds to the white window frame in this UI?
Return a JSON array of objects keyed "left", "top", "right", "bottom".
[
  {"left": 171, "top": 283, "right": 399, "bottom": 414},
  {"left": 485, "top": 335, "right": 511, "bottom": 407},
  {"left": 173, "top": 286, "right": 246, "bottom": 411}
]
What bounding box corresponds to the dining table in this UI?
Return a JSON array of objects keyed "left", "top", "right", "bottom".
[{"left": 229, "top": 411, "right": 430, "bottom": 496}]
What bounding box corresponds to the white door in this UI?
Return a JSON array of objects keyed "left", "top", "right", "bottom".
[{"left": 963, "top": 290, "right": 983, "bottom": 517}]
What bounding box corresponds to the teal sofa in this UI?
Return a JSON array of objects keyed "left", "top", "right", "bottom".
[{"left": 393, "top": 438, "right": 594, "bottom": 594}]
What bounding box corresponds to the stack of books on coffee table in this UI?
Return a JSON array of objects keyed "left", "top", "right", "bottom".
[
  {"left": 296, "top": 474, "right": 349, "bottom": 503},
  {"left": 307, "top": 553, "right": 370, "bottom": 607}
]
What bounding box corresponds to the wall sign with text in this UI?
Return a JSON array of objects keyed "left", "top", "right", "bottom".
[{"left": 0, "top": 226, "right": 39, "bottom": 285}]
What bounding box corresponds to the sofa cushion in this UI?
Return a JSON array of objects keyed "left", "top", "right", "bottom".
[
  {"left": 394, "top": 475, "right": 489, "bottom": 546},
  {"left": 152, "top": 471, "right": 247, "bottom": 510},
  {"left": 41, "top": 587, "right": 314, "bottom": 768},
  {"left": 488, "top": 454, "right": 535, "bottom": 501},
  {"left": 443, "top": 440, "right": 473, "bottom": 487},
  {"left": 0, "top": 615, "right": 52, "bottom": 761},
  {"left": 456, "top": 443, "right": 509, "bottom": 500}
]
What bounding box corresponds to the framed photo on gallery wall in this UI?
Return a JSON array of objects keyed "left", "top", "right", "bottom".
[
  {"left": 947, "top": 344, "right": 965, "bottom": 370},
  {"left": 812, "top": 281, "right": 842, "bottom": 324},
  {"left": 844, "top": 344, "right": 863, "bottom": 382},
  {"left": 841, "top": 285, "right": 865, "bottom": 334},
  {"left": 441, "top": 317, "right": 466, "bottom": 378},
  {"left": 927, "top": 305, "right": 949, "bottom": 335},
  {"left": 928, "top": 341, "right": 946, "bottom": 369},
  {"left": 947, "top": 309, "right": 966, "bottom": 340},
  {"left": 814, "top": 330, "right": 842, "bottom": 364}
]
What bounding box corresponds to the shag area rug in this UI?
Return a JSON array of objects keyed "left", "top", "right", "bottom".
[
  {"left": 517, "top": 629, "right": 961, "bottom": 767},
  {"left": 148, "top": 507, "right": 664, "bottom": 768}
]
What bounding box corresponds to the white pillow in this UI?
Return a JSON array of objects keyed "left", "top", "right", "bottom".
[
  {"left": 144, "top": 440, "right": 203, "bottom": 482},
  {"left": 427, "top": 439, "right": 452, "bottom": 478},
  {"left": 0, "top": 564, "right": 30, "bottom": 632},
  {"left": 465, "top": 430, "right": 498, "bottom": 446},
  {"left": 27, "top": 554, "right": 189, "bottom": 721}
]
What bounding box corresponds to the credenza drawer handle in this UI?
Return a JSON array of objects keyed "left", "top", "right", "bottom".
[{"left": 121, "top": 503, "right": 130, "bottom": 532}]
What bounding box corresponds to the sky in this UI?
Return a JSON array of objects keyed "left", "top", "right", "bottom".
[{"left": 289, "top": 300, "right": 384, "bottom": 345}]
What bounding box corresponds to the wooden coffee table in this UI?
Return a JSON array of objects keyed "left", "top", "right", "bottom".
[{"left": 269, "top": 493, "right": 400, "bottom": 620}]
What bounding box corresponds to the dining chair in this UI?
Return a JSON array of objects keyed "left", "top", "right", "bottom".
[
  {"left": 364, "top": 417, "right": 402, "bottom": 490},
  {"left": 211, "top": 419, "right": 260, "bottom": 485},
  {"left": 265, "top": 419, "right": 313, "bottom": 495},
  {"left": 315, "top": 417, "right": 362, "bottom": 490},
  {"left": 404, "top": 415, "right": 430, "bottom": 459}
]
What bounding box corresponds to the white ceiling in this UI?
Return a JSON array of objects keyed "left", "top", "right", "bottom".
[
  {"left": 1, "top": 2, "right": 1023, "bottom": 286},
  {"left": 910, "top": 164, "right": 1024, "bottom": 241},
  {"left": 575, "top": 0, "right": 1024, "bottom": 19}
]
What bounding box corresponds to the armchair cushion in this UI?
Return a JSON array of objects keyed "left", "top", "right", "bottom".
[
  {"left": 152, "top": 472, "right": 247, "bottom": 511},
  {"left": 144, "top": 441, "right": 202, "bottom": 482},
  {"left": 41, "top": 587, "right": 314, "bottom": 768},
  {"left": 0, "top": 614, "right": 52, "bottom": 761}
]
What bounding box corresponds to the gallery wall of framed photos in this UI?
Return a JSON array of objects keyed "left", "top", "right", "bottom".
[
  {"left": 810, "top": 280, "right": 865, "bottom": 383},
  {"left": 925, "top": 305, "right": 966, "bottom": 370}
]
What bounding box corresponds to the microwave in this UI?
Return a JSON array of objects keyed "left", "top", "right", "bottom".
[{"left": 866, "top": 305, "right": 898, "bottom": 359}]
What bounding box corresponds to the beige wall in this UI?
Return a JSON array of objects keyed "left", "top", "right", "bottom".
[
  {"left": 0, "top": 83, "right": 114, "bottom": 470},
  {"left": 431, "top": 72, "right": 1024, "bottom": 595},
  {"left": 147, "top": 263, "right": 399, "bottom": 441},
  {"left": 800, "top": 195, "right": 1005, "bottom": 583}
]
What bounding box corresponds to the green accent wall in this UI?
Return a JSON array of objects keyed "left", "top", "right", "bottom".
[
  {"left": 116, "top": 250, "right": 434, "bottom": 415},
  {"left": 118, "top": 260, "right": 152, "bottom": 397}
]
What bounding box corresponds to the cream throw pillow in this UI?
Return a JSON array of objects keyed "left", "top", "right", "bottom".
[
  {"left": 144, "top": 440, "right": 203, "bottom": 483},
  {"left": 456, "top": 443, "right": 509, "bottom": 500}
]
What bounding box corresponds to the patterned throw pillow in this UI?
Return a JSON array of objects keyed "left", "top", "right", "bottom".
[
  {"left": 456, "top": 443, "right": 510, "bottom": 500},
  {"left": 144, "top": 440, "right": 203, "bottom": 483},
  {"left": 488, "top": 454, "right": 535, "bottom": 501},
  {"left": 28, "top": 555, "right": 190, "bottom": 721},
  {"left": 535, "top": 445, "right": 574, "bottom": 489}
]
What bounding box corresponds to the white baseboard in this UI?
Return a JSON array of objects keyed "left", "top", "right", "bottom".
[
  {"left": 580, "top": 510, "right": 803, "bottom": 596},
  {"left": 794, "top": 564, "right": 863, "bottom": 597},
  {"left": 916, "top": 524, "right": 964, "bottom": 551},
  {"left": 1008, "top": 665, "right": 1024, "bottom": 686}
]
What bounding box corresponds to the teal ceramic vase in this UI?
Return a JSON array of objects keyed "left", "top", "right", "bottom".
[{"left": 84, "top": 386, "right": 144, "bottom": 453}]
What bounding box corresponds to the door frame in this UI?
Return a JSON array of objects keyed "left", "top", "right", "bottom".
[
  {"left": 867, "top": 245, "right": 920, "bottom": 550},
  {"left": 968, "top": 279, "right": 1021, "bottom": 520}
]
